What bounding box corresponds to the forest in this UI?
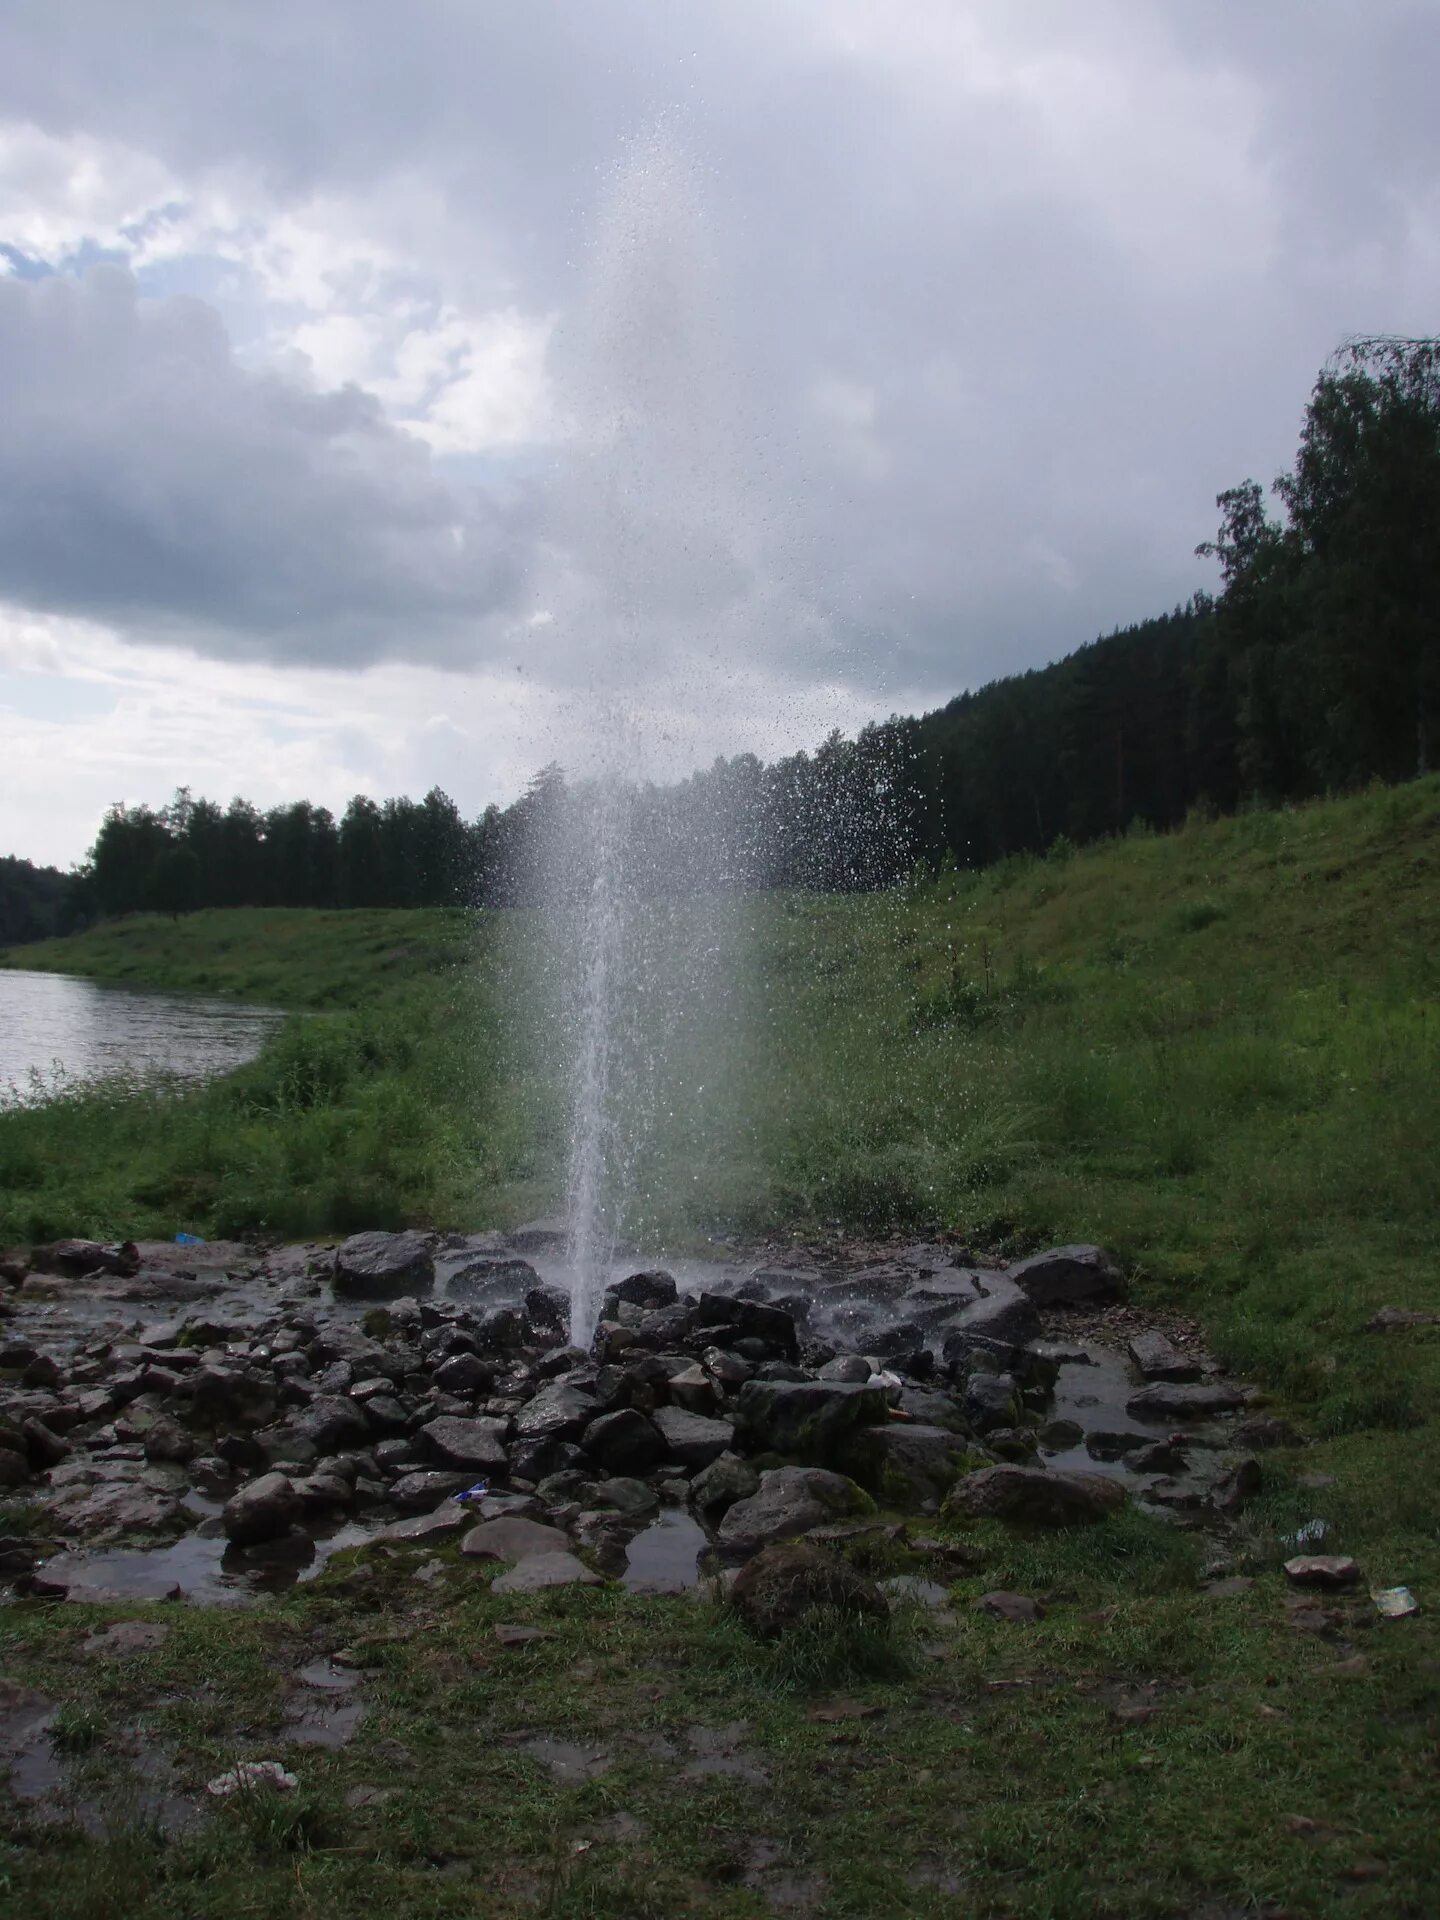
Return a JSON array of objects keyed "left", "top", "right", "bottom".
[{"left": 5, "top": 335, "right": 1436, "bottom": 932}]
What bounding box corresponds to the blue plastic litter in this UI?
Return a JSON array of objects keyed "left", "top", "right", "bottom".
[
  {"left": 453, "top": 1481, "right": 490, "bottom": 1504},
  {"left": 175, "top": 1232, "right": 207, "bottom": 1246}
]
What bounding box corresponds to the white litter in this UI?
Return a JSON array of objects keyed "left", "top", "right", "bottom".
[{"left": 206, "top": 1760, "right": 299, "bottom": 1797}]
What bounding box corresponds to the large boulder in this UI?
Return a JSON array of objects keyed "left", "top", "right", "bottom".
[
  {"left": 717, "top": 1465, "right": 872, "bottom": 1554},
  {"left": 942, "top": 1464, "right": 1125, "bottom": 1527},
  {"left": 694, "top": 1293, "right": 799, "bottom": 1361},
  {"left": 730, "top": 1541, "right": 888, "bottom": 1640},
  {"left": 689, "top": 1452, "right": 760, "bottom": 1519},
  {"left": 843, "top": 1423, "right": 975, "bottom": 1505},
  {"left": 223, "top": 1471, "right": 301, "bottom": 1546},
  {"left": 605, "top": 1270, "right": 679, "bottom": 1311},
  {"left": 459, "top": 1516, "right": 571, "bottom": 1562},
  {"left": 731, "top": 1379, "right": 890, "bottom": 1463},
  {"left": 29, "top": 1239, "right": 139, "bottom": 1279},
  {"left": 333, "top": 1231, "right": 434, "bottom": 1299},
  {"left": 652, "top": 1406, "right": 734, "bottom": 1469},
  {"left": 1006, "top": 1245, "right": 1121, "bottom": 1306}
]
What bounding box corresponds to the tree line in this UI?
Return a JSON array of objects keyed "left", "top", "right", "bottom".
[{"left": 3, "top": 334, "right": 1435, "bottom": 937}]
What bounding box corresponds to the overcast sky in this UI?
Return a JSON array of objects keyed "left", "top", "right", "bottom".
[{"left": 2, "top": 1, "right": 1437, "bottom": 867}]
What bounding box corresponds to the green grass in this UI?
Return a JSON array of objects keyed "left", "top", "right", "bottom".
[{"left": 3, "top": 784, "right": 1440, "bottom": 1911}]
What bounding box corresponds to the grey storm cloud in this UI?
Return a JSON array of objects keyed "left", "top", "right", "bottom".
[
  {"left": 0, "top": 267, "right": 524, "bottom": 664},
  {"left": 0, "top": 1, "right": 1436, "bottom": 696}
]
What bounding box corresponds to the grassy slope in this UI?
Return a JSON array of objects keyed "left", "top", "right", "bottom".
[{"left": 3, "top": 785, "right": 1439, "bottom": 1915}]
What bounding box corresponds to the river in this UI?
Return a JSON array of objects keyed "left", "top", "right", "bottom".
[{"left": 0, "top": 967, "right": 283, "bottom": 1105}]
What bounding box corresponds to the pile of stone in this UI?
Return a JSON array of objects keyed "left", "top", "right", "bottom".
[{"left": 0, "top": 1231, "right": 1177, "bottom": 1598}]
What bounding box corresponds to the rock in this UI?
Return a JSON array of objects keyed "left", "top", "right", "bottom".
[
  {"left": 606, "top": 1270, "right": 679, "bottom": 1311},
  {"left": 1038, "top": 1418, "right": 1084, "bottom": 1450},
  {"left": 717, "top": 1465, "right": 871, "bottom": 1554},
  {"left": 1231, "top": 1414, "right": 1305, "bottom": 1449},
  {"left": 942, "top": 1464, "right": 1126, "bottom": 1527},
  {"left": 962, "top": 1372, "right": 1022, "bottom": 1433},
  {"left": 21, "top": 1416, "right": 68, "bottom": 1468},
  {"left": 694, "top": 1293, "right": 799, "bottom": 1361},
  {"left": 976, "top": 1591, "right": 1044, "bottom": 1624},
  {"left": 667, "top": 1365, "right": 722, "bottom": 1416},
  {"left": 1284, "top": 1555, "right": 1360, "bottom": 1590},
  {"left": 1211, "top": 1457, "right": 1262, "bottom": 1514},
  {"left": 1126, "top": 1382, "right": 1246, "bottom": 1419},
  {"left": 523, "top": 1285, "right": 570, "bottom": 1341},
  {"left": 1006, "top": 1244, "right": 1121, "bottom": 1306},
  {"left": 29, "top": 1238, "right": 139, "bottom": 1279},
  {"left": 0, "top": 1448, "right": 29, "bottom": 1488},
  {"left": 223, "top": 1471, "right": 301, "bottom": 1547},
  {"left": 512, "top": 1381, "right": 598, "bottom": 1444},
  {"left": 897, "top": 1388, "right": 970, "bottom": 1433},
  {"left": 731, "top": 1379, "right": 890, "bottom": 1463},
  {"left": 373, "top": 1503, "right": 468, "bottom": 1545},
  {"left": 843, "top": 1424, "right": 973, "bottom": 1504},
  {"left": 941, "top": 1275, "right": 1041, "bottom": 1368},
  {"left": 690, "top": 1452, "right": 760, "bottom": 1519},
  {"left": 333, "top": 1231, "right": 434, "bottom": 1299},
  {"left": 291, "top": 1395, "right": 373, "bottom": 1453},
  {"left": 491, "top": 1551, "right": 601, "bottom": 1593},
  {"left": 1366, "top": 1306, "right": 1440, "bottom": 1333},
  {"left": 53, "top": 1484, "right": 187, "bottom": 1539},
  {"left": 387, "top": 1470, "right": 476, "bottom": 1511},
  {"left": 432, "top": 1352, "right": 492, "bottom": 1395},
  {"left": 817, "top": 1355, "right": 871, "bottom": 1383},
  {"left": 82, "top": 1620, "right": 170, "bottom": 1655},
  {"left": 143, "top": 1417, "right": 196, "bottom": 1465},
  {"left": 461, "top": 1516, "right": 571, "bottom": 1562},
  {"left": 730, "top": 1541, "right": 888, "bottom": 1639},
  {"left": 591, "top": 1477, "right": 659, "bottom": 1517},
  {"left": 652, "top": 1405, "right": 734, "bottom": 1470},
  {"left": 1127, "top": 1331, "right": 1201, "bottom": 1382},
  {"left": 420, "top": 1417, "right": 509, "bottom": 1472},
  {"left": 506, "top": 1218, "right": 568, "bottom": 1254},
  {"left": 582, "top": 1408, "right": 666, "bottom": 1474}
]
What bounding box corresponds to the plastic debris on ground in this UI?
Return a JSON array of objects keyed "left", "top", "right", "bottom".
[
  {"left": 175, "top": 1232, "right": 207, "bottom": 1246},
  {"left": 1372, "top": 1586, "right": 1420, "bottom": 1619},
  {"left": 207, "top": 1760, "right": 298, "bottom": 1797},
  {"left": 453, "top": 1480, "right": 490, "bottom": 1503},
  {"left": 1286, "top": 1518, "right": 1329, "bottom": 1549}
]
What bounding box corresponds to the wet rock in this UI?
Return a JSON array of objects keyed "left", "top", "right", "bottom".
[
  {"left": 374, "top": 1503, "right": 468, "bottom": 1545},
  {"left": 702, "top": 1347, "right": 753, "bottom": 1388},
  {"left": 985, "top": 1427, "right": 1039, "bottom": 1462},
  {"left": 1127, "top": 1331, "right": 1201, "bottom": 1382},
  {"left": 523, "top": 1285, "right": 570, "bottom": 1342},
  {"left": 591, "top": 1476, "right": 659, "bottom": 1518},
  {"left": 333, "top": 1231, "right": 434, "bottom": 1300},
  {"left": 1211, "top": 1456, "right": 1262, "bottom": 1514},
  {"left": 582, "top": 1407, "right": 666, "bottom": 1474},
  {"left": 667, "top": 1365, "right": 722, "bottom": 1415},
  {"left": 420, "top": 1416, "right": 508, "bottom": 1472},
  {"left": 1006, "top": 1244, "right": 1121, "bottom": 1306},
  {"left": 460, "top": 1516, "right": 571, "bottom": 1562},
  {"left": 142, "top": 1418, "right": 196, "bottom": 1465},
  {"left": 1084, "top": 1429, "right": 1146, "bottom": 1461},
  {"left": 730, "top": 1541, "right": 888, "bottom": 1639},
  {"left": 1128, "top": 1440, "right": 1187, "bottom": 1474},
  {"left": 223, "top": 1471, "right": 301, "bottom": 1546},
  {"left": 652, "top": 1405, "right": 734, "bottom": 1469},
  {"left": 940, "top": 1275, "right": 1040, "bottom": 1368},
  {"left": 22, "top": 1354, "right": 64, "bottom": 1391},
  {"left": 897, "top": 1387, "right": 970, "bottom": 1433},
  {"left": 21, "top": 1416, "right": 68, "bottom": 1469},
  {"left": 511, "top": 1380, "right": 598, "bottom": 1444},
  {"left": 491, "top": 1551, "right": 601, "bottom": 1594},
  {"left": 29, "top": 1238, "right": 139, "bottom": 1279},
  {"left": 606, "top": 1270, "right": 679, "bottom": 1311},
  {"left": 1038, "top": 1418, "right": 1084, "bottom": 1450},
  {"left": 0, "top": 1448, "right": 29, "bottom": 1488},
  {"left": 690, "top": 1452, "right": 760, "bottom": 1519},
  {"left": 387, "top": 1470, "right": 476, "bottom": 1511},
  {"left": 717, "top": 1465, "right": 872, "bottom": 1554},
  {"left": 695, "top": 1293, "right": 799, "bottom": 1361},
  {"left": 431, "top": 1352, "right": 491, "bottom": 1395},
  {"left": 1126, "top": 1381, "right": 1247, "bottom": 1419},
  {"left": 962, "top": 1372, "right": 1022, "bottom": 1433},
  {"left": 1284, "top": 1555, "right": 1360, "bottom": 1590},
  {"left": 52, "top": 1483, "right": 188, "bottom": 1540},
  {"left": 843, "top": 1423, "right": 972, "bottom": 1504},
  {"left": 943, "top": 1464, "right": 1126, "bottom": 1527},
  {"left": 731, "top": 1379, "right": 889, "bottom": 1463},
  {"left": 817, "top": 1354, "right": 871, "bottom": 1383}
]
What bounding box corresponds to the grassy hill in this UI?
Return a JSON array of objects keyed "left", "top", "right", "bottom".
[{"left": 3, "top": 778, "right": 1439, "bottom": 1915}]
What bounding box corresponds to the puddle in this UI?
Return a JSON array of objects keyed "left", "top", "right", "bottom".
[
  {"left": 622, "top": 1510, "right": 710, "bottom": 1594},
  {"left": 683, "top": 1722, "right": 768, "bottom": 1785},
  {"left": 1039, "top": 1343, "right": 1224, "bottom": 1502},
  {"left": 517, "top": 1736, "right": 611, "bottom": 1783},
  {"left": 284, "top": 1661, "right": 365, "bottom": 1748},
  {"left": 35, "top": 1520, "right": 376, "bottom": 1606}
]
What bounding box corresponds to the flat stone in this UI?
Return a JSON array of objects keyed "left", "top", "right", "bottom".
[
  {"left": 373, "top": 1503, "right": 468, "bottom": 1545},
  {"left": 420, "top": 1417, "right": 509, "bottom": 1471},
  {"left": 82, "top": 1621, "right": 171, "bottom": 1655},
  {"left": 652, "top": 1405, "right": 734, "bottom": 1469},
  {"left": 731, "top": 1379, "right": 890, "bottom": 1463},
  {"left": 717, "top": 1465, "right": 871, "bottom": 1554},
  {"left": 511, "top": 1381, "right": 598, "bottom": 1444},
  {"left": 460, "top": 1517, "right": 571, "bottom": 1562},
  {"left": 387, "top": 1470, "right": 475, "bottom": 1510},
  {"left": 975, "top": 1590, "right": 1044, "bottom": 1624},
  {"left": 491, "top": 1551, "right": 601, "bottom": 1594},
  {"left": 1126, "top": 1382, "right": 1247, "bottom": 1420},
  {"left": 1127, "top": 1331, "right": 1201, "bottom": 1382},
  {"left": 1284, "top": 1555, "right": 1361, "bottom": 1590},
  {"left": 943, "top": 1464, "right": 1126, "bottom": 1527},
  {"left": 940, "top": 1275, "right": 1040, "bottom": 1367}
]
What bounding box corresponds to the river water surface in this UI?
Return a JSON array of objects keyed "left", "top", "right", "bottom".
[{"left": 0, "top": 968, "right": 283, "bottom": 1104}]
